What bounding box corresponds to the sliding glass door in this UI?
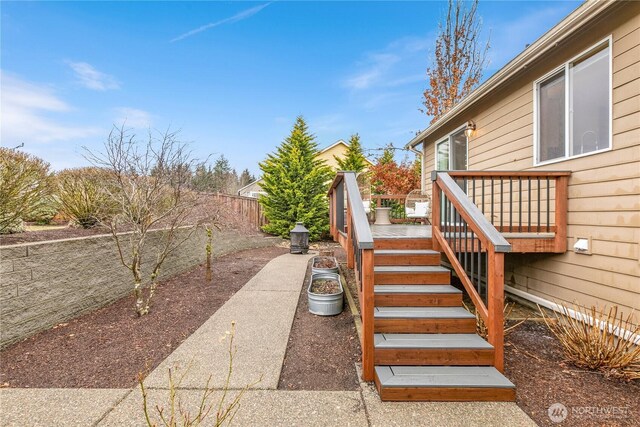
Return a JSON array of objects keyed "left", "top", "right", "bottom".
[
  {"left": 436, "top": 128, "right": 468, "bottom": 171},
  {"left": 436, "top": 128, "right": 468, "bottom": 223}
]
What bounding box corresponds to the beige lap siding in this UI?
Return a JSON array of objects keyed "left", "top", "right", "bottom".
[{"left": 421, "top": 5, "right": 640, "bottom": 323}]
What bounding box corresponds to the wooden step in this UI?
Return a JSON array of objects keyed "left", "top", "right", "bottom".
[
  {"left": 374, "top": 266, "right": 450, "bottom": 285},
  {"left": 374, "top": 333, "right": 495, "bottom": 365},
  {"left": 374, "top": 307, "right": 476, "bottom": 333},
  {"left": 374, "top": 238, "right": 433, "bottom": 250},
  {"left": 375, "top": 285, "right": 462, "bottom": 307},
  {"left": 374, "top": 249, "right": 440, "bottom": 266},
  {"left": 374, "top": 366, "right": 515, "bottom": 401}
]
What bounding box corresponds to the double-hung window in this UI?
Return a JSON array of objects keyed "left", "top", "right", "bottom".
[{"left": 534, "top": 38, "right": 611, "bottom": 165}]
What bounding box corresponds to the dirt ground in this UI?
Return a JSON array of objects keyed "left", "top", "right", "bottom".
[
  {"left": 505, "top": 320, "right": 640, "bottom": 427},
  {"left": 278, "top": 245, "right": 361, "bottom": 391},
  {"left": 0, "top": 246, "right": 287, "bottom": 388}
]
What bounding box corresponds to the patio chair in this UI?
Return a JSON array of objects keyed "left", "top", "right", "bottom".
[{"left": 405, "top": 189, "right": 431, "bottom": 224}]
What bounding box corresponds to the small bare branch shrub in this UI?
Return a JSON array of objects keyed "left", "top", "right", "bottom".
[
  {"left": 86, "top": 124, "right": 203, "bottom": 316},
  {"left": 463, "top": 301, "right": 526, "bottom": 339},
  {"left": 541, "top": 303, "right": 640, "bottom": 380},
  {"left": 139, "top": 322, "right": 261, "bottom": 426},
  {"left": 56, "top": 167, "right": 115, "bottom": 228},
  {"left": 0, "top": 148, "right": 53, "bottom": 233}
]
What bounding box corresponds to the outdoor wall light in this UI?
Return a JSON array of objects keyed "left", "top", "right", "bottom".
[{"left": 464, "top": 120, "right": 476, "bottom": 138}]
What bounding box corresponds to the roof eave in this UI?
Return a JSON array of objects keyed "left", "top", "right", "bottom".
[{"left": 405, "top": 0, "right": 616, "bottom": 149}]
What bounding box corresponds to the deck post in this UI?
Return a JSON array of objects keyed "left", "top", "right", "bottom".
[
  {"left": 329, "top": 189, "right": 335, "bottom": 240},
  {"left": 554, "top": 175, "right": 568, "bottom": 253},
  {"left": 346, "top": 201, "right": 355, "bottom": 269},
  {"left": 487, "top": 248, "right": 505, "bottom": 372},
  {"left": 361, "top": 248, "right": 375, "bottom": 381},
  {"left": 431, "top": 177, "right": 441, "bottom": 252}
]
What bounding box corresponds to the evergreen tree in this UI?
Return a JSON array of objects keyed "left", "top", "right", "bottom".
[
  {"left": 378, "top": 143, "right": 395, "bottom": 165},
  {"left": 238, "top": 168, "right": 256, "bottom": 187},
  {"left": 191, "top": 162, "right": 215, "bottom": 192},
  {"left": 259, "top": 116, "right": 332, "bottom": 240},
  {"left": 335, "top": 133, "right": 368, "bottom": 172}
]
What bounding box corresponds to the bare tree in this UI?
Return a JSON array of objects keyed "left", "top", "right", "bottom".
[
  {"left": 422, "top": 0, "right": 490, "bottom": 121},
  {"left": 86, "top": 125, "right": 202, "bottom": 316}
]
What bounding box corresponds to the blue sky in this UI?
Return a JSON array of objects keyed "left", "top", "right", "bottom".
[{"left": 1, "top": 1, "right": 580, "bottom": 174}]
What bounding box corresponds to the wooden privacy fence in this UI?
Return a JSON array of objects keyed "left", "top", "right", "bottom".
[{"left": 212, "top": 193, "right": 267, "bottom": 229}]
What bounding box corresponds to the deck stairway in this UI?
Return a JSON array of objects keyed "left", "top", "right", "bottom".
[
  {"left": 329, "top": 170, "right": 569, "bottom": 402},
  {"left": 371, "top": 237, "right": 515, "bottom": 401}
]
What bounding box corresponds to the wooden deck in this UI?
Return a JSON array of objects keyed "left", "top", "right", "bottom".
[
  {"left": 371, "top": 224, "right": 432, "bottom": 239},
  {"left": 371, "top": 224, "right": 557, "bottom": 252}
]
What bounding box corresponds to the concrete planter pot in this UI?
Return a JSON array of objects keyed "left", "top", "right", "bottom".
[
  {"left": 311, "top": 256, "right": 339, "bottom": 275},
  {"left": 308, "top": 273, "right": 344, "bottom": 316}
]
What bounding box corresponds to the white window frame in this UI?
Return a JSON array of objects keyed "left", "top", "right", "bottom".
[
  {"left": 434, "top": 123, "right": 469, "bottom": 171},
  {"left": 533, "top": 36, "right": 613, "bottom": 166}
]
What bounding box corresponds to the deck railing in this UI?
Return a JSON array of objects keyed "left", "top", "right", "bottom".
[
  {"left": 447, "top": 171, "right": 570, "bottom": 252},
  {"left": 329, "top": 172, "right": 375, "bottom": 381},
  {"left": 432, "top": 171, "right": 511, "bottom": 371},
  {"left": 370, "top": 194, "right": 411, "bottom": 222}
]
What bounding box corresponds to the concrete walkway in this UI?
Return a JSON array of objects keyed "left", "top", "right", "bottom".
[{"left": 0, "top": 252, "right": 536, "bottom": 427}]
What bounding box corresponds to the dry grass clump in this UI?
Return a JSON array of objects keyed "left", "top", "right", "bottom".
[
  {"left": 540, "top": 303, "right": 640, "bottom": 380},
  {"left": 463, "top": 302, "right": 526, "bottom": 340}
]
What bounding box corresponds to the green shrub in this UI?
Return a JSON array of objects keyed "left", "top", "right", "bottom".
[
  {"left": 57, "top": 167, "right": 115, "bottom": 228},
  {"left": 259, "top": 116, "right": 332, "bottom": 240},
  {"left": 0, "top": 148, "right": 53, "bottom": 233}
]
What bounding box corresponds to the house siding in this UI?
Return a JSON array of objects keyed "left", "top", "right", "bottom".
[{"left": 421, "top": 3, "right": 640, "bottom": 319}]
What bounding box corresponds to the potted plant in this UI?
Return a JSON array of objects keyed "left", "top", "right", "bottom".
[
  {"left": 308, "top": 273, "right": 344, "bottom": 316},
  {"left": 311, "top": 256, "right": 339, "bottom": 275}
]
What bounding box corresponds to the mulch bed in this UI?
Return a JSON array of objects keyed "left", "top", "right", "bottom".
[
  {"left": 505, "top": 320, "right": 640, "bottom": 427},
  {"left": 278, "top": 245, "right": 361, "bottom": 391},
  {"left": 0, "top": 224, "right": 111, "bottom": 245},
  {"left": 310, "top": 278, "right": 341, "bottom": 294},
  {"left": 313, "top": 256, "right": 337, "bottom": 269},
  {"left": 0, "top": 246, "right": 288, "bottom": 388},
  {"left": 0, "top": 196, "right": 257, "bottom": 246}
]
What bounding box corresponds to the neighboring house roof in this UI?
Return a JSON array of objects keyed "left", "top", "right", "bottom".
[
  {"left": 405, "top": 0, "right": 620, "bottom": 149},
  {"left": 240, "top": 139, "right": 376, "bottom": 195},
  {"left": 319, "top": 139, "right": 349, "bottom": 154},
  {"left": 236, "top": 179, "right": 262, "bottom": 194},
  {"left": 318, "top": 139, "right": 375, "bottom": 166}
]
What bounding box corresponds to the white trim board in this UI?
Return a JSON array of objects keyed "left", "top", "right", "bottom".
[{"left": 505, "top": 285, "right": 640, "bottom": 345}]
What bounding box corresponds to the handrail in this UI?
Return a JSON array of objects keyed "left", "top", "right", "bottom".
[
  {"left": 445, "top": 170, "right": 570, "bottom": 252},
  {"left": 343, "top": 173, "right": 374, "bottom": 249},
  {"left": 431, "top": 171, "right": 511, "bottom": 372},
  {"left": 433, "top": 172, "right": 511, "bottom": 253},
  {"left": 448, "top": 170, "right": 571, "bottom": 177},
  {"left": 328, "top": 171, "right": 375, "bottom": 381}
]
